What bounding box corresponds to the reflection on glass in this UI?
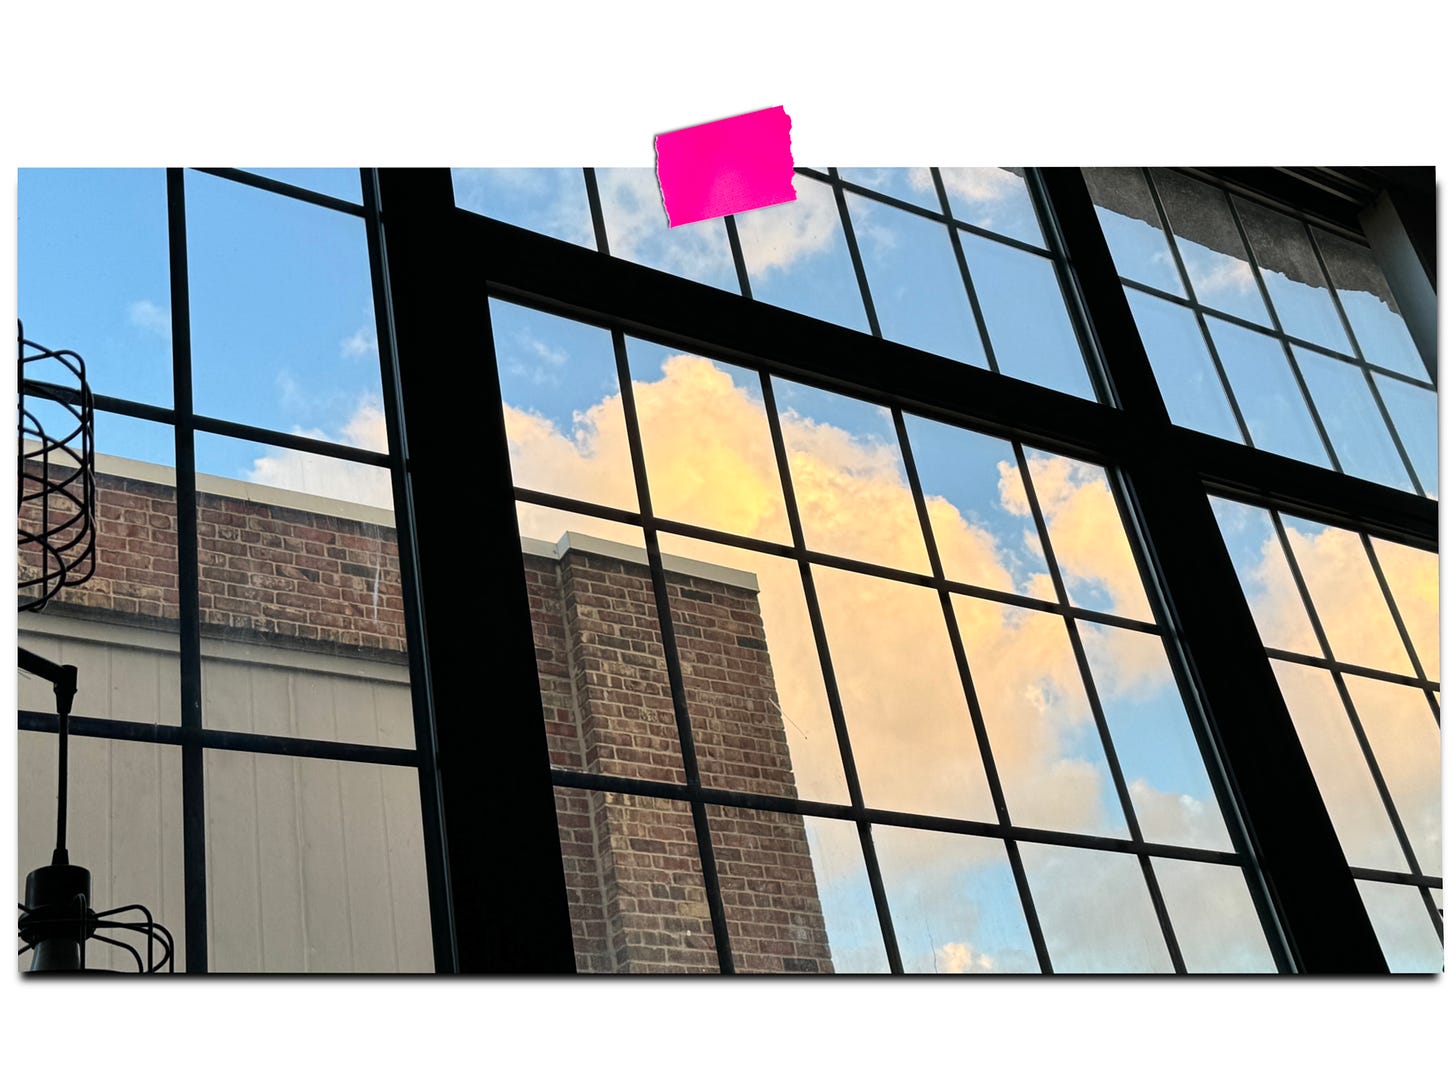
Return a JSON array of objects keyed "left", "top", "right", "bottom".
[
  {"left": 451, "top": 168, "right": 595, "bottom": 248},
  {"left": 1369, "top": 537, "right": 1438, "bottom": 682},
  {"left": 1374, "top": 376, "right": 1437, "bottom": 497},
  {"left": 1292, "top": 348, "right": 1413, "bottom": 491},
  {"left": 1151, "top": 170, "right": 1268, "bottom": 325},
  {"left": 773, "top": 379, "right": 930, "bottom": 574},
  {"left": 1020, "top": 843, "right": 1173, "bottom": 972},
  {"left": 1207, "top": 497, "right": 1321, "bottom": 655},
  {"left": 942, "top": 168, "right": 1045, "bottom": 248},
  {"left": 873, "top": 825, "right": 1038, "bottom": 973},
  {"left": 205, "top": 751, "right": 432, "bottom": 971},
  {"left": 242, "top": 168, "right": 362, "bottom": 204},
  {"left": 490, "top": 300, "right": 637, "bottom": 512},
  {"left": 18, "top": 733, "right": 185, "bottom": 971},
  {"left": 19, "top": 168, "right": 173, "bottom": 407},
  {"left": 1124, "top": 288, "right": 1242, "bottom": 443},
  {"left": 1356, "top": 880, "right": 1443, "bottom": 972},
  {"left": 626, "top": 342, "right": 790, "bottom": 541},
  {"left": 516, "top": 513, "right": 686, "bottom": 784},
  {"left": 1078, "top": 622, "right": 1231, "bottom": 851},
  {"left": 596, "top": 168, "right": 738, "bottom": 292},
  {"left": 843, "top": 193, "right": 987, "bottom": 367},
  {"left": 185, "top": 171, "right": 382, "bottom": 438},
  {"left": 804, "top": 817, "right": 891, "bottom": 972},
  {"left": 837, "top": 167, "right": 939, "bottom": 210},
  {"left": 1313, "top": 229, "right": 1427, "bottom": 379},
  {"left": 902, "top": 414, "right": 1052, "bottom": 600},
  {"left": 1270, "top": 661, "right": 1407, "bottom": 872},
  {"left": 1344, "top": 676, "right": 1440, "bottom": 876},
  {"left": 191, "top": 436, "right": 411, "bottom": 747},
  {"left": 1151, "top": 859, "right": 1276, "bottom": 972},
  {"left": 659, "top": 533, "right": 848, "bottom": 804},
  {"left": 814, "top": 566, "right": 995, "bottom": 821},
  {"left": 1282, "top": 516, "right": 1413, "bottom": 675},
  {"left": 736, "top": 174, "right": 868, "bottom": 331},
  {"left": 553, "top": 788, "right": 719, "bottom": 973},
  {"left": 961, "top": 233, "right": 1093, "bottom": 399},
  {"left": 954, "top": 597, "right": 1126, "bottom": 837},
  {"left": 707, "top": 805, "right": 842, "bottom": 973},
  {"left": 1082, "top": 167, "right": 1185, "bottom": 296},
  {"left": 1025, "top": 451, "right": 1153, "bottom": 622},
  {"left": 1233, "top": 197, "right": 1351, "bottom": 354},
  {"left": 1205, "top": 318, "right": 1330, "bottom": 468}
]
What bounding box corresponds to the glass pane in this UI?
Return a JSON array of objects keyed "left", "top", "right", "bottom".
[
  {"left": 185, "top": 170, "right": 383, "bottom": 438},
  {"left": 1356, "top": 881, "right": 1443, "bottom": 972},
  {"left": 1151, "top": 858, "right": 1276, "bottom": 972},
  {"left": 659, "top": 534, "right": 849, "bottom": 804},
  {"left": 204, "top": 751, "right": 432, "bottom": 972},
  {"left": 706, "top": 805, "right": 845, "bottom": 973},
  {"left": 192, "top": 436, "right": 412, "bottom": 748},
  {"left": 1207, "top": 497, "right": 1321, "bottom": 656},
  {"left": 803, "top": 816, "right": 891, "bottom": 972},
  {"left": 941, "top": 167, "right": 1044, "bottom": 248},
  {"left": 772, "top": 379, "right": 930, "bottom": 574},
  {"left": 1233, "top": 197, "right": 1351, "bottom": 354},
  {"left": 1344, "top": 676, "right": 1440, "bottom": 876},
  {"left": 517, "top": 516, "right": 686, "bottom": 785},
  {"left": 625, "top": 341, "right": 791, "bottom": 542},
  {"left": 902, "top": 414, "right": 1052, "bottom": 600},
  {"left": 19, "top": 426, "right": 181, "bottom": 722},
  {"left": 1020, "top": 842, "right": 1174, "bottom": 972},
  {"left": 1282, "top": 516, "right": 1413, "bottom": 675},
  {"left": 1293, "top": 348, "right": 1413, "bottom": 491},
  {"left": 490, "top": 300, "right": 637, "bottom": 512},
  {"left": 844, "top": 193, "right": 987, "bottom": 367},
  {"left": 1314, "top": 229, "right": 1427, "bottom": 379},
  {"left": 1078, "top": 622, "right": 1232, "bottom": 851},
  {"left": 1370, "top": 537, "right": 1438, "bottom": 682},
  {"left": 552, "top": 787, "right": 719, "bottom": 973},
  {"left": 1205, "top": 317, "right": 1331, "bottom": 468},
  {"left": 1024, "top": 451, "right": 1154, "bottom": 622},
  {"left": 1081, "top": 167, "right": 1185, "bottom": 296},
  {"left": 1374, "top": 376, "right": 1437, "bottom": 497},
  {"left": 961, "top": 233, "right": 1094, "bottom": 399},
  {"left": 1124, "top": 288, "right": 1242, "bottom": 443},
  {"left": 18, "top": 733, "right": 185, "bottom": 971},
  {"left": 1151, "top": 170, "right": 1268, "bottom": 325},
  {"left": 19, "top": 168, "right": 173, "bottom": 407},
  {"left": 954, "top": 597, "right": 1127, "bottom": 837},
  {"left": 241, "top": 168, "right": 362, "bottom": 204},
  {"left": 873, "top": 824, "right": 1039, "bottom": 973},
  {"left": 451, "top": 168, "right": 595, "bottom": 249},
  {"left": 596, "top": 167, "right": 738, "bottom": 292},
  {"left": 813, "top": 566, "right": 996, "bottom": 822},
  {"left": 736, "top": 174, "right": 868, "bottom": 331},
  {"left": 837, "top": 167, "right": 939, "bottom": 210},
  {"left": 1270, "top": 661, "right": 1407, "bottom": 872}
]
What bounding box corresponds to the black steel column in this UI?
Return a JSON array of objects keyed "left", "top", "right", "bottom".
[
  {"left": 1037, "top": 168, "right": 1388, "bottom": 972},
  {"left": 375, "top": 168, "right": 575, "bottom": 972}
]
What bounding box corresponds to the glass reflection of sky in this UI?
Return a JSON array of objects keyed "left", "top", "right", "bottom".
[
  {"left": 1293, "top": 347, "right": 1412, "bottom": 491},
  {"left": 1124, "top": 288, "right": 1242, "bottom": 442},
  {"left": 452, "top": 167, "right": 594, "bottom": 249},
  {"left": 1206, "top": 318, "right": 1330, "bottom": 468},
  {"left": 1153, "top": 169, "right": 1270, "bottom": 327},
  {"left": 1083, "top": 167, "right": 1186, "bottom": 297}
]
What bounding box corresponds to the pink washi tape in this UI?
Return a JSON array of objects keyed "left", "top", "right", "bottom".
[{"left": 655, "top": 106, "right": 796, "bottom": 227}]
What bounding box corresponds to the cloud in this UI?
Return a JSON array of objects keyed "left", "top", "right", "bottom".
[
  {"left": 340, "top": 325, "right": 377, "bottom": 360},
  {"left": 937, "top": 941, "right": 994, "bottom": 973},
  {"left": 244, "top": 400, "right": 392, "bottom": 508},
  {"left": 1186, "top": 252, "right": 1257, "bottom": 299},
  {"left": 127, "top": 300, "right": 171, "bottom": 340}
]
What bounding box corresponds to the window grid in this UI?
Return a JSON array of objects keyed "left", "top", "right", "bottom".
[{"left": 1118, "top": 167, "right": 1431, "bottom": 495}]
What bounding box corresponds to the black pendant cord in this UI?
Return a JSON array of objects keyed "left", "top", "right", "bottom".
[{"left": 18, "top": 647, "right": 78, "bottom": 864}]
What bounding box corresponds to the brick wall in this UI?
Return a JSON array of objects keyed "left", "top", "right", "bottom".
[
  {"left": 526, "top": 545, "right": 834, "bottom": 974},
  {"left": 21, "top": 461, "right": 833, "bottom": 973}
]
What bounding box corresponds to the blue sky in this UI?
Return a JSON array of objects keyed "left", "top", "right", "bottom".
[{"left": 18, "top": 166, "right": 1435, "bottom": 973}]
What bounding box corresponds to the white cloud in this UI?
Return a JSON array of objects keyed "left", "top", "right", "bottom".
[
  {"left": 340, "top": 324, "right": 377, "bottom": 360},
  {"left": 244, "top": 399, "right": 392, "bottom": 508},
  {"left": 937, "top": 941, "right": 995, "bottom": 973},
  {"left": 127, "top": 300, "right": 171, "bottom": 340}
]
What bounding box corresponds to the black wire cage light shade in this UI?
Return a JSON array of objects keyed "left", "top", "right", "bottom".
[{"left": 16, "top": 322, "right": 175, "bottom": 972}]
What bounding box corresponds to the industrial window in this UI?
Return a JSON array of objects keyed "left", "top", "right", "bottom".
[{"left": 17, "top": 165, "right": 1437, "bottom": 973}]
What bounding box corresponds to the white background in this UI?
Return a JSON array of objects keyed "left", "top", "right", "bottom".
[{"left": 2, "top": 3, "right": 1450, "bottom": 1087}]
